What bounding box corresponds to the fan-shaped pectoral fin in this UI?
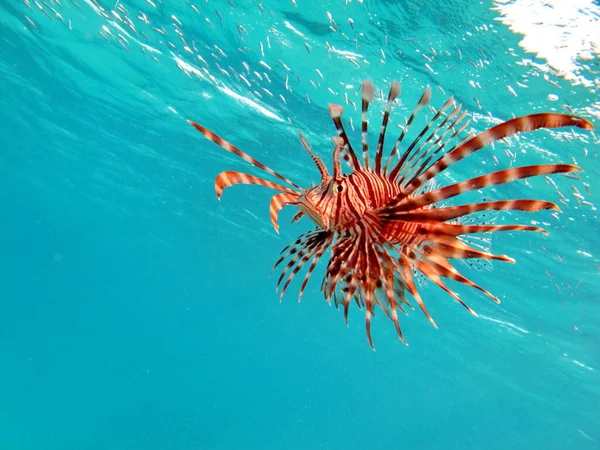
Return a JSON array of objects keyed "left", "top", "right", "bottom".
[
  {"left": 269, "top": 193, "right": 299, "bottom": 233},
  {"left": 215, "top": 171, "right": 300, "bottom": 199}
]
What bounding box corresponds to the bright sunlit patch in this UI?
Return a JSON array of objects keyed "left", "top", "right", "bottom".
[
  {"left": 166, "top": 106, "right": 178, "bottom": 114},
  {"left": 82, "top": 0, "right": 102, "bottom": 14},
  {"left": 572, "top": 360, "right": 594, "bottom": 371},
  {"left": 172, "top": 54, "right": 204, "bottom": 79},
  {"left": 494, "top": 0, "right": 600, "bottom": 87},
  {"left": 169, "top": 52, "right": 283, "bottom": 123},
  {"left": 283, "top": 20, "right": 305, "bottom": 37},
  {"left": 217, "top": 86, "right": 284, "bottom": 123},
  {"left": 563, "top": 353, "right": 595, "bottom": 371}
]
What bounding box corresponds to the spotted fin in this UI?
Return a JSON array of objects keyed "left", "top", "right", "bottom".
[{"left": 456, "top": 197, "right": 499, "bottom": 272}]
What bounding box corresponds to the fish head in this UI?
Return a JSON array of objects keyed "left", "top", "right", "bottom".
[{"left": 297, "top": 175, "right": 366, "bottom": 231}]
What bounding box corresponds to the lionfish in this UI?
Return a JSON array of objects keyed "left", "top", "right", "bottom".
[{"left": 188, "top": 80, "right": 593, "bottom": 349}]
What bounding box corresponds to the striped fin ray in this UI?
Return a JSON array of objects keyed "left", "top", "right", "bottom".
[
  {"left": 394, "top": 104, "right": 465, "bottom": 181},
  {"left": 329, "top": 244, "right": 363, "bottom": 324},
  {"left": 278, "top": 236, "right": 327, "bottom": 300},
  {"left": 329, "top": 234, "right": 383, "bottom": 330},
  {"left": 273, "top": 230, "right": 323, "bottom": 271},
  {"left": 340, "top": 146, "right": 356, "bottom": 170},
  {"left": 384, "top": 86, "right": 432, "bottom": 174},
  {"left": 359, "top": 270, "right": 411, "bottom": 318},
  {"left": 389, "top": 195, "right": 509, "bottom": 273},
  {"left": 411, "top": 252, "right": 479, "bottom": 316},
  {"left": 412, "top": 177, "right": 438, "bottom": 198},
  {"left": 419, "top": 246, "right": 501, "bottom": 303},
  {"left": 396, "top": 252, "right": 438, "bottom": 328},
  {"left": 299, "top": 131, "right": 330, "bottom": 179},
  {"left": 324, "top": 238, "right": 359, "bottom": 301},
  {"left": 361, "top": 80, "right": 376, "bottom": 168},
  {"left": 389, "top": 164, "right": 580, "bottom": 212},
  {"left": 363, "top": 238, "right": 392, "bottom": 348},
  {"left": 277, "top": 237, "right": 320, "bottom": 292},
  {"left": 291, "top": 211, "right": 304, "bottom": 223},
  {"left": 424, "top": 239, "right": 513, "bottom": 264},
  {"left": 275, "top": 230, "right": 333, "bottom": 297},
  {"left": 363, "top": 243, "right": 379, "bottom": 348},
  {"left": 422, "top": 109, "right": 471, "bottom": 159},
  {"left": 416, "top": 222, "right": 547, "bottom": 236},
  {"left": 404, "top": 126, "right": 474, "bottom": 189},
  {"left": 393, "top": 275, "right": 414, "bottom": 312},
  {"left": 340, "top": 255, "right": 362, "bottom": 325},
  {"left": 413, "top": 245, "right": 500, "bottom": 307},
  {"left": 375, "top": 80, "right": 401, "bottom": 173},
  {"left": 297, "top": 233, "right": 334, "bottom": 302},
  {"left": 269, "top": 193, "right": 299, "bottom": 233},
  {"left": 404, "top": 113, "right": 594, "bottom": 196},
  {"left": 389, "top": 94, "right": 455, "bottom": 181},
  {"left": 407, "top": 179, "right": 439, "bottom": 288},
  {"left": 364, "top": 295, "right": 376, "bottom": 349},
  {"left": 188, "top": 120, "right": 303, "bottom": 193},
  {"left": 381, "top": 199, "right": 559, "bottom": 221},
  {"left": 332, "top": 137, "right": 345, "bottom": 180},
  {"left": 416, "top": 231, "right": 512, "bottom": 262},
  {"left": 399, "top": 110, "right": 472, "bottom": 186},
  {"left": 328, "top": 104, "right": 361, "bottom": 169},
  {"left": 215, "top": 171, "right": 298, "bottom": 199},
  {"left": 376, "top": 246, "right": 409, "bottom": 344},
  {"left": 420, "top": 105, "right": 466, "bottom": 149}
]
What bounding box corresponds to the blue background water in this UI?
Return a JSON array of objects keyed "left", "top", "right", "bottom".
[{"left": 1, "top": 0, "right": 599, "bottom": 449}]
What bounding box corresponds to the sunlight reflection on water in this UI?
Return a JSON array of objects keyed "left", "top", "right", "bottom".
[{"left": 494, "top": 0, "right": 600, "bottom": 96}]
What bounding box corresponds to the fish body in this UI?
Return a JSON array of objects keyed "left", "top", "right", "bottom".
[{"left": 188, "top": 80, "right": 594, "bottom": 348}]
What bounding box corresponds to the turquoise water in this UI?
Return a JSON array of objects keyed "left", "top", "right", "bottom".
[{"left": 1, "top": 0, "right": 599, "bottom": 448}]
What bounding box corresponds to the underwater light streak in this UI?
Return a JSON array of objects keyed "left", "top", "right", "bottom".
[
  {"left": 216, "top": 86, "right": 284, "bottom": 123},
  {"left": 480, "top": 315, "right": 530, "bottom": 334}
]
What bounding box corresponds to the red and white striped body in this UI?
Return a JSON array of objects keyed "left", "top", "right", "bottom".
[{"left": 297, "top": 168, "right": 401, "bottom": 233}]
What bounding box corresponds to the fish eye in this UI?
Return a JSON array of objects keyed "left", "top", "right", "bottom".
[{"left": 336, "top": 184, "right": 344, "bottom": 193}]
